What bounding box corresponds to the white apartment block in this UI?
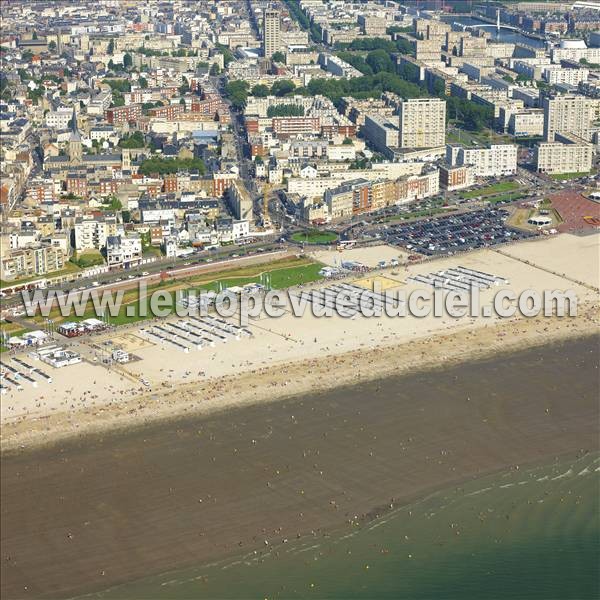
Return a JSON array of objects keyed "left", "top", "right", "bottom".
[
  {"left": 543, "top": 95, "right": 595, "bottom": 142},
  {"left": 231, "top": 220, "right": 250, "bottom": 240},
  {"left": 398, "top": 98, "right": 446, "bottom": 148},
  {"left": 542, "top": 67, "right": 589, "bottom": 86},
  {"left": 446, "top": 144, "right": 518, "bottom": 177},
  {"left": 363, "top": 114, "right": 400, "bottom": 153},
  {"left": 551, "top": 47, "right": 600, "bottom": 65},
  {"left": 89, "top": 126, "right": 115, "bottom": 141},
  {"left": 106, "top": 234, "right": 142, "bottom": 270},
  {"left": 511, "top": 58, "right": 551, "bottom": 80},
  {"left": 74, "top": 216, "right": 118, "bottom": 251},
  {"left": 535, "top": 140, "right": 594, "bottom": 175},
  {"left": 87, "top": 90, "right": 113, "bottom": 115},
  {"left": 9, "top": 230, "right": 41, "bottom": 249},
  {"left": 321, "top": 54, "right": 363, "bottom": 79},
  {"left": 508, "top": 109, "right": 545, "bottom": 137},
  {"left": 45, "top": 108, "right": 74, "bottom": 129}
]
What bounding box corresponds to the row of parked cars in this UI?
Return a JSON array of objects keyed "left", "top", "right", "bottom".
[{"left": 381, "top": 208, "right": 535, "bottom": 256}]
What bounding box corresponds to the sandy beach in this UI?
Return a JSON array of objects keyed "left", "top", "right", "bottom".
[
  {"left": 1, "top": 335, "right": 598, "bottom": 599},
  {"left": 1, "top": 233, "right": 598, "bottom": 452}
]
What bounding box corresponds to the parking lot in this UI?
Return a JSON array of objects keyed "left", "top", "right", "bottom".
[{"left": 378, "top": 208, "right": 535, "bottom": 256}]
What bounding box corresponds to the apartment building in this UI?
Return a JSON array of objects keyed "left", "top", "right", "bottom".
[
  {"left": 512, "top": 87, "right": 541, "bottom": 108},
  {"left": 45, "top": 108, "right": 74, "bottom": 129},
  {"left": 227, "top": 179, "right": 253, "bottom": 221},
  {"left": 105, "top": 234, "right": 142, "bottom": 270},
  {"left": 104, "top": 104, "right": 143, "bottom": 125},
  {"left": 446, "top": 144, "right": 518, "bottom": 177},
  {"left": 263, "top": 8, "right": 281, "bottom": 58},
  {"left": 286, "top": 140, "right": 356, "bottom": 161},
  {"left": 507, "top": 109, "right": 545, "bottom": 137},
  {"left": 74, "top": 215, "right": 118, "bottom": 251},
  {"left": 89, "top": 126, "right": 116, "bottom": 141},
  {"left": 551, "top": 46, "right": 600, "bottom": 64},
  {"left": 245, "top": 95, "right": 315, "bottom": 118},
  {"left": 321, "top": 54, "right": 363, "bottom": 79},
  {"left": 543, "top": 94, "right": 595, "bottom": 142},
  {"left": 9, "top": 230, "right": 40, "bottom": 249},
  {"left": 439, "top": 165, "right": 475, "bottom": 191},
  {"left": 358, "top": 15, "right": 387, "bottom": 36},
  {"left": 398, "top": 98, "right": 446, "bottom": 149},
  {"left": 272, "top": 116, "right": 321, "bottom": 137},
  {"left": 396, "top": 169, "right": 440, "bottom": 205},
  {"left": 323, "top": 169, "right": 440, "bottom": 221},
  {"left": 415, "top": 38, "right": 443, "bottom": 61},
  {"left": 215, "top": 218, "right": 250, "bottom": 243},
  {"left": 535, "top": 136, "right": 594, "bottom": 174},
  {"left": 325, "top": 182, "right": 355, "bottom": 221},
  {"left": 0, "top": 245, "right": 65, "bottom": 280},
  {"left": 542, "top": 67, "right": 589, "bottom": 86},
  {"left": 511, "top": 59, "right": 551, "bottom": 81},
  {"left": 363, "top": 114, "right": 400, "bottom": 154},
  {"left": 87, "top": 90, "right": 113, "bottom": 116},
  {"left": 212, "top": 171, "right": 238, "bottom": 197}
]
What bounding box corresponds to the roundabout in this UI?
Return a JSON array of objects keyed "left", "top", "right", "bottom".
[{"left": 290, "top": 230, "right": 339, "bottom": 245}]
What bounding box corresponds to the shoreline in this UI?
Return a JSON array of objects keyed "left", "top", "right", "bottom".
[
  {"left": 2, "top": 333, "right": 598, "bottom": 600},
  {"left": 1, "top": 300, "right": 598, "bottom": 454},
  {"left": 80, "top": 449, "right": 599, "bottom": 600}
]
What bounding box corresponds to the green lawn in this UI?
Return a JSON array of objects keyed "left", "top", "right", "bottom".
[
  {"left": 92, "top": 263, "right": 325, "bottom": 326},
  {"left": 190, "top": 262, "right": 324, "bottom": 293},
  {"left": 143, "top": 246, "right": 163, "bottom": 257},
  {"left": 291, "top": 230, "right": 338, "bottom": 244},
  {"left": 549, "top": 171, "right": 591, "bottom": 181},
  {"left": 71, "top": 249, "right": 104, "bottom": 268},
  {"left": 460, "top": 181, "right": 520, "bottom": 199},
  {"left": 487, "top": 192, "right": 527, "bottom": 204},
  {"left": 25, "top": 259, "right": 325, "bottom": 329}
]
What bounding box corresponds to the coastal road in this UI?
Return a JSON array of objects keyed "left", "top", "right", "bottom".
[{"left": 10, "top": 249, "right": 296, "bottom": 316}]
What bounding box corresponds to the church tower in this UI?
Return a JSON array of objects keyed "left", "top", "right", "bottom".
[
  {"left": 68, "top": 106, "right": 82, "bottom": 164},
  {"left": 121, "top": 148, "right": 131, "bottom": 170}
]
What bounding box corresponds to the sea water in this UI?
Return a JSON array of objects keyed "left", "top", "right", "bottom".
[{"left": 83, "top": 454, "right": 599, "bottom": 600}]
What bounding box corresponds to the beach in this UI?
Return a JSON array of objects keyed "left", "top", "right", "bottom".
[
  {"left": 1, "top": 335, "right": 598, "bottom": 600},
  {"left": 1, "top": 233, "right": 599, "bottom": 452}
]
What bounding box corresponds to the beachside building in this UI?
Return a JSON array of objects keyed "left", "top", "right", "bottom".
[
  {"left": 105, "top": 234, "right": 142, "bottom": 270},
  {"left": 0, "top": 245, "right": 65, "bottom": 280},
  {"left": 439, "top": 165, "right": 475, "bottom": 191},
  {"left": 446, "top": 143, "right": 518, "bottom": 177},
  {"left": 535, "top": 136, "right": 594, "bottom": 174}
]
